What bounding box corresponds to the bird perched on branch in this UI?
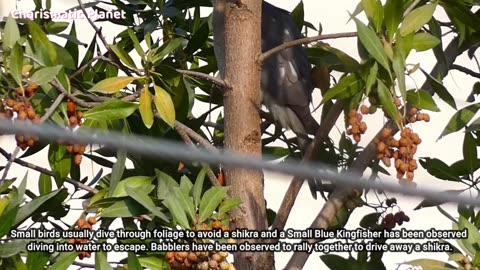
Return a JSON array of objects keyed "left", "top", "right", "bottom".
[{"left": 211, "top": 0, "right": 323, "bottom": 198}]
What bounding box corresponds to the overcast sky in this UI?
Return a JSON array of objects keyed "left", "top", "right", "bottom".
[{"left": 0, "top": 1, "right": 478, "bottom": 269}]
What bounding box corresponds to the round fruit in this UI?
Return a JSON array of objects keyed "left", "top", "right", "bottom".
[
  {"left": 360, "top": 105, "right": 369, "bottom": 114},
  {"left": 87, "top": 217, "right": 97, "bottom": 225}
]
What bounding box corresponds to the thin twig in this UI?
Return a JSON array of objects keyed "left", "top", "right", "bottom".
[
  {"left": 41, "top": 93, "right": 66, "bottom": 122},
  {"left": 451, "top": 64, "right": 480, "bottom": 79},
  {"left": 175, "top": 122, "right": 220, "bottom": 187},
  {"left": 174, "top": 120, "right": 218, "bottom": 152},
  {"left": 0, "top": 147, "right": 98, "bottom": 194},
  {"left": 176, "top": 69, "right": 229, "bottom": 89},
  {"left": 259, "top": 32, "right": 357, "bottom": 63}
]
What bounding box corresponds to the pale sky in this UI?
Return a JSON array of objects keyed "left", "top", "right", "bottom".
[{"left": 0, "top": 1, "right": 478, "bottom": 269}]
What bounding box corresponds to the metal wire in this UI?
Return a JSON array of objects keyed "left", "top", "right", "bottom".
[{"left": 0, "top": 119, "right": 478, "bottom": 206}]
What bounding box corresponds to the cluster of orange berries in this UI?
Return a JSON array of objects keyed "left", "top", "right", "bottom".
[
  {"left": 166, "top": 251, "right": 233, "bottom": 270},
  {"left": 346, "top": 108, "right": 368, "bottom": 143},
  {"left": 67, "top": 217, "right": 97, "bottom": 260},
  {"left": 64, "top": 99, "right": 86, "bottom": 166},
  {"left": 405, "top": 107, "right": 430, "bottom": 124},
  {"left": 166, "top": 221, "right": 234, "bottom": 270},
  {"left": 375, "top": 127, "right": 421, "bottom": 181},
  {"left": 383, "top": 211, "right": 410, "bottom": 229},
  {"left": 1, "top": 83, "right": 42, "bottom": 150}
]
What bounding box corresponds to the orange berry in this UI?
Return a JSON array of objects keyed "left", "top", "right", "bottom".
[
  {"left": 395, "top": 159, "right": 402, "bottom": 169},
  {"left": 349, "top": 109, "right": 357, "bottom": 118},
  {"left": 69, "top": 116, "right": 77, "bottom": 126},
  {"left": 409, "top": 116, "right": 417, "bottom": 123},
  {"left": 353, "top": 134, "right": 361, "bottom": 143},
  {"left": 26, "top": 83, "right": 39, "bottom": 92},
  {"left": 87, "top": 217, "right": 97, "bottom": 225},
  {"left": 27, "top": 108, "right": 36, "bottom": 119},
  {"left": 377, "top": 142, "right": 386, "bottom": 153},
  {"left": 74, "top": 154, "right": 82, "bottom": 166},
  {"left": 408, "top": 107, "right": 418, "bottom": 116},
  {"left": 33, "top": 115, "right": 41, "bottom": 124},
  {"left": 377, "top": 153, "right": 384, "bottom": 160},
  {"left": 406, "top": 171, "right": 414, "bottom": 181},
  {"left": 27, "top": 138, "right": 34, "bottom": 147},
  {"left": 346, "top": 128, "right": 352, "bottom": 135},
  {"left": 16, "top": 88, "right": 24, "bottom": 96},
  {"left": 348, "top": 117, "right": 357, "bottom": 126},
  {"left": 351, "top": 124, "right": 359, "bottom": 134},
  {"left": 212, "top": 220, "right": 222, "bottom": 229},
  {"left": 399, "top": 138, "right": 408, "bottom": 147},
  {"left": 400, "top": 163, "right": 409, "bottom": 173},
  {"left": 77, "top": 218, "right": 86, "bottom": 227},
  {"left": 359, "top": 122, "right": 367, "bottom": 134},
  {"left": 356, "top": 113, "right": 363, "bottom": 121},
  {"left": 360, "top": 105, "right": 369, "bottom": 114},
  {"left": 72, "top": 144, "right": 80, "bottom": 153},
  {"left": 382, "top": 128, "right": 392, "bottom": 138},
  {"left": 394, "top": 98, "right": 402, "bottom": 107},
  {"left": 424, "top": 113, "right": 430, "bottom": 122},
  {"left": 18, "top": 110, "right": 27, "bottom": 120}
]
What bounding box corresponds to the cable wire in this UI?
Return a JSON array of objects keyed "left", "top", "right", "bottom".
[{"left": 0, "top": 119, "right": 478, "bottom": 206}]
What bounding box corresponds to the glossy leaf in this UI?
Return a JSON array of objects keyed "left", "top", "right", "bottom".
[
  {"left": 95, "top": 251, "right": 113, "bottom": 270},
  {"left": 198, "top": 187, "right": 226, "bottom": 223},
  {"left": 2, "top": 15, "right": 21, "bottom": 50},
  {"left": 421, "top": 69, "right": 456, "bottom": 110},
  {"left": 463, "top": 132, "right": 477, "bottom": 174},
  {"left": 10, "top": 43, "right": 24, "bottom": 88},
  {"left": 111, "top": 44, "right": 137, "bottom": 69},
  {"left": 354, "top": 18, "right": 391, "bottom": 77},
  {"left": 412, "top": 32, "right": 441, "bottom": 52},
  {"left": 193, "top": 166, "right": 208, "bottom": 209},
  {"left": 153, "top": 85, "right": 176, "bottom": 127},
  {"left": 125, "top": 185, "right": 169, "bottom": 222},
  {"left": 321, "top": 73, "right": 364, "bottom": 103},
  {"left": 89, "top": 76, "right": 137, "bottom": 94},
  {"left": 384, "top": 0, "right": 403, "bottom": 41},
  {"left": 30, "top": 65, "right": 63, "bottom": 85},
  {"left": 377, "top": 80, "right": 398, "bottom": 125},
  {"left": 139, "top": 86, "right": 154, "bottom": 128},
  {"left": 111, "top": 176, "right": 155, "bottom": 198},
  {"left": 47, "top": 251, "right": 78, "bottom": 270},
  {"left": 84, "top": 100, "right": 138, "bottom": 121},
  {"left": 419, "top": 158, "right": 460, "bottom": 181},
  {"left": 399, "top": 3, "right": 436, "bottom": 36},
  {"left": 406, "top": 89, "right": 440, "bottom": 112},
  {"left": 440, "top": 103, "right": 480, "bottom": 138},
  {"left": 164, "top": 191, "right": 190, "bottom": 229}
]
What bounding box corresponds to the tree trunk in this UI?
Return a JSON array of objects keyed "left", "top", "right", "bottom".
[{"left": 222, "top": 0, "right": 273, "bottom": 269}]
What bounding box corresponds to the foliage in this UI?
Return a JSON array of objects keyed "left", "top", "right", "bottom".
[{"left": 0, "top": 0, "right": 479, "bottom": 269}]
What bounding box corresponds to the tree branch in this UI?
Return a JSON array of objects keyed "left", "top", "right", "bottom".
[
  {"left": 259, "top": 32, "right": 357, "bottom": 63},
  {"left": 451, "top": 64, "right": 480, "bottom": 79},
  {"left": 176, "top": 69, "right": 230, "bottom": 89}
]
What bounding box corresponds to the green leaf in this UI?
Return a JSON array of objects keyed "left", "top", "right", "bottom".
[
  {"left": 14, "top": 189, "right": 63, "bottom": 226},
  {"left": 98, "top": 198, "right": 147, "bottom": 218},
  {"left": 95, "top": 251, "right": 113, "bottom": 270},
  {"left": 365, "top": 62, "right": 378, "bottom": 96},
  {"left": 111, "top": 44, "right": 137, "bottom": 69},
  {"left": 179, "top": 175, "right": 193, "bottom": 196},
  {"left": 377, "top": 79, "right": 399, "bottom": 125},
  {"left": 138, "top": 256, "right": 169, "bottom": 270},
  {"left": 125, "top": 185, "right": 169, "bottom": 222},
  {"left": 384, "top": 0, "right": 403, "bottom": 41},
  {"left": 3, "top": 15, "right": 21, "bottom": 50},
  {"left": 440, "top": 103, "right": 480, "bottom": 138},
  {"left": 128, "top": 29, "right": 145, "bottom": 59},
  {"left": 164, "top": 191, "right": 190, "bottom": 229},
  {"left": 174, "top": 188, "right": 195, "bottom": 221},
  {"left": 127, "top": 252, "right": 142, "bottom": 270},
  {"left": 47, "top": 251, "right": 78, "bottom": 270},
  {"left": 26, "top": 251, "right": 50, "bottom": 270},
  {"left": 412, "top": 32, "right": 440, "bottom": 52},
  {"left": 48, "top": 144, "right": 71, "bottom": 188},
  {"left": 108, "top": 150, "right": 126, "bottom": 198},
  {"left": 354, "top": 18, "right": 391, "bottom": 77},
  {"left": 198, "top": 187, "right": 226, "bottom": 222},
  {"left": 362, "top": 0, "right": 383, "bottom": 31},
  {"left": 392, "top": 48, "right": 406, "bottom": 104},
  {"left": 84, "top": 100, "right": 138, "bottom": 121},
  {"left": 405, "top": 259, "right": 456, "bottom": 269},
  {"left": 156, "top": 170, "right": 179, "bottom": 200},
  {"left": 421, "top": 69, "right": 456, "bottom": 110},
  {"left": 0, "top": 240, "right": 31, "bottom": 258},
  {"left": 399, "top": 3, "right": 436, "bottom": 36},
  {"left": 29, "top": 65, "right": 63, "bottom": 85},
  {"left": 10, "top": 43, "right": 24, "bottom": 87},
  {"left": 193, "top": 166, "right": 208, "bottom": 209},
  {"left": 456, "top": 216, "right": 480, "bottom": 258},
  {"left": 218, "top": 197, "right": 241, "bottom": 215},
  {"left": 153, "top": 84, "right": 176, "bottom": 127},
  {"left": 463, "top": 132, "right": 477, "bottom": 175},
  {"left": 28, "top": 21, "right": 57, "bottom": 65},
  {"left": 321, "top": 73, "right": 364, "bottom": 103},
  {"left": 88, "top": 76, "right": 137, "bottom": 94},
  {"left": 419, "top": 158, "right": 460, "bottom": 181},
  {"left": 151, "top": 37, "right": 184, "bottom": 63},
  {"left": 111, "top": 176, "right": 155, "bottom": 198},
  {"left": 406, "top": 89, "right": 440, "bottom": 112},
  {"left": 139, "top": 87, "right": 154, "bottom": 129}
]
